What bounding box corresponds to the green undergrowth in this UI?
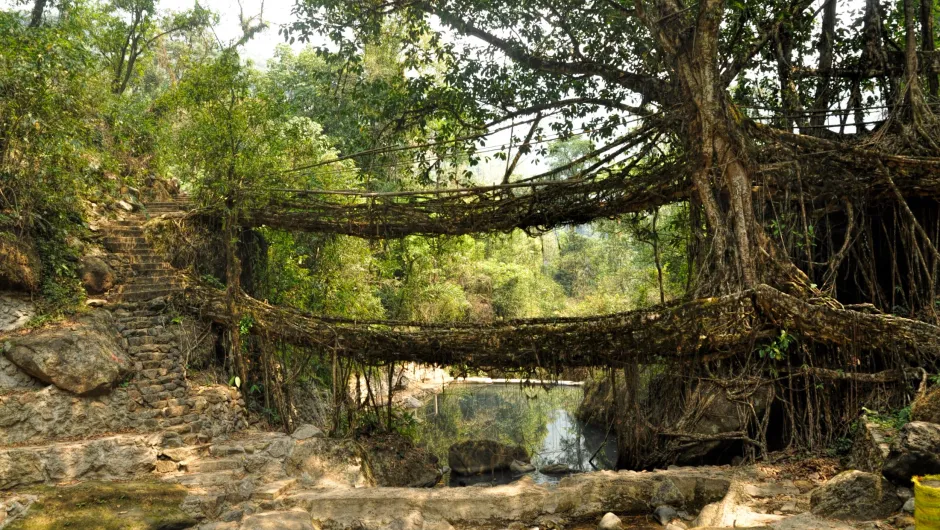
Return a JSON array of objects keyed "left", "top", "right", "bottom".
[
  {"left": 862, "top": 405, "right": 911, "bottom": 431},
  {"left": 7, "top": 481, "right": 196, "bottom": 530}
]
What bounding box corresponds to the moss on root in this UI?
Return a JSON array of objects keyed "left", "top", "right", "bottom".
[{"left": 7, "top": 481, "right": 197, "bottom": 530}]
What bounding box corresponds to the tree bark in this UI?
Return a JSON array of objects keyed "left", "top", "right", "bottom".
[
  {"left": 28, "top": 0, "right": 47, "bottom": 27},
  {"left": 668, "top": 0, "right": 768, "bottom": 295},
  {"left": 810, "top": 0, "right": 837, "bottom": 130},
  {"left": 920, "top": 0, "right": 938, "bottom": 97},
  {"left": 223, "top": 208, "right": 249, "bottom": 399}
]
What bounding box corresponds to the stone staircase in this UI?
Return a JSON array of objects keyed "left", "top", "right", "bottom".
[
  {"left": 102, "top": 194, "right": 191, "bottom": 303},
  {"left": 112, "top": 302, "right": 194, "bottom": 439},
  {"left": 102, "top": 194, "right": 205, "bottom": 443},
  {"left": 154, "top": 432, "right": 304, "bottom": 524}
]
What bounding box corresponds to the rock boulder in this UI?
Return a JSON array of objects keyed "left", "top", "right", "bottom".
[
  {"left": 3, "top": 310, "right": 129, "bottom": 395},
  {"left": 676, "top": 382, "right": 773, "bottom": 464},
  {"left": 912, "top": 388, "right": 940, "bottom": 424},
  {"left": 363, "top": 434, "right": 442, "bottom": 488},
  {"left": 79, "top": 256, "right": 116, "bottom": 294},
  {"left": 291, "top": 424, "right": 323, "bottom": 440},
  {"left": 240, "top": 508, "right": 314, "bottom": 530},
  {"left": 0, "top": 238, "right": 41, "bottom": 291},
  {"left": 810, "top": 470, "right": 901, "bottom": 520},
  {"left": 448, "top": 440, "right": 529, "bottom": 475},
  {"left": 882, "top": 421, "right": 940, "bottom": 485},
  {"left": 598, "top": 512, "right": 623, "bottom": 530}
]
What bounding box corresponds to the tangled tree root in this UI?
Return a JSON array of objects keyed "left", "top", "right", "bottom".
[{"left": 179, "top": 282, "right": 940, "bottom": 371}]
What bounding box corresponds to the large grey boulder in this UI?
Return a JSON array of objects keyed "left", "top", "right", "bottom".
[
  {"left": 3, "top": 310, "right": 129, "bottom": 395},
  {"left": 0, "top": 292, "right": 35, "bottom": 333},
  {"left": 675, "top": 382, "right": 773, "bottom": 463},
  {"left": 810, "top": 470, "right": 901, "bottom": 520},
  {"left": 286, "top": 438, "right": 373, "bottom": 487},
  {"left": 883, "top": 421, "right": 940, "bottom": 485},
  {"left": 448, "top": 440, "right": 529, "bottom": 475},
  {"left": 291, "top": 424, "right": 323, "bottom": 440}
]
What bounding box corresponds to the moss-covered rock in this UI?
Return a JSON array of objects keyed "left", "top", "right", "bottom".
[
  {"left": 912, "top": 387, "right": 940, "bottom": 424},
  {"left": 6, "top": 481, "right": 197, "bottom": 530},
  {"left": 0, "top": 237, "right": 41, "bottom": 292}
]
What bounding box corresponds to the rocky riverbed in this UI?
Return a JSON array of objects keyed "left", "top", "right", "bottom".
[{"left": 0, "top": 422, "right": 925, "bottom": 530}]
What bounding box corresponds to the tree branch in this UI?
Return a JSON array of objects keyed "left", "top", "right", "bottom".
[{"left": 416, "top": 2, "right": 671, "bottom": 103}]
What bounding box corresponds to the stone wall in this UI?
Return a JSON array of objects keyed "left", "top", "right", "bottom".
[
  {"left": 0, "top": 301, "right": 247, "bottom": 446},
  {"left": 0, "top": 434, "right": 158, "bottom": 490},
  {"left": 0, "top": 291, "right": 34, "bottom": 332},
  {"left": 0, "top": 355, "right": 43, "bottom": 391},
  {"left": 0, "top": 383, "right": 246, "bottom": 446}
]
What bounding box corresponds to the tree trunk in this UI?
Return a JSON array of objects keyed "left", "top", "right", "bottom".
[
  {"left": 810, "top": 0, "right": 837, "bottom": 130},
  {"left": 673, "top": 7, "right": 762, "bottom": 295},
  {"left": 224, "top": 208, "right": 249, "bottom": 400},
  {"left": 28, "top": 0, "right": 47, "bottom": 27},
  {"left": 920, "top": 0, "right": 938, "bottom": 97}
]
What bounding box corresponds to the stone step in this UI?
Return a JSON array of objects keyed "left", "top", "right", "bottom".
[
  {"left": 128, "top": 273, "right": 181, "bottom": 284},
  {"left": 143, "top": 207, "right": 190, "bottom": 213},
  {"left": 170, "top": 470, "right": 240, "bottom": 488},
  {"left": 129, "top": 258, "right": 171, "bottom": 265},
  {"left": 209, "top": 444, "right": 247, "bottom": 457},
  {"left": 145, "top": 202, "right": 191, "bottom": 208},
  {"left": 190, "top": 458, "right": 245, "bottom": 473},
  {"left": 122, "top": 254, "right": 163, "bottom": 261},
  {"left": 128, "top": 345, "right": 176, "bottom": 355},
  {"left": 132, "top": 264, "right": 174, "bottom": 272},
  {"left": 104, "top": 236, "right": 148, "bottom": 244},
  {"left": 119, "top": 289, "right": 181, "bottom": 302},
  {"left": 119, "top": 287, "right": 181, "bottom": 298},
  {"left": 105, "top": 242, "right": 152, "bottom": 252},
  {"left": 122, "top": 278, "right": 182, "bottom": 289},
  {"left": 117, "top": 315, "right": 170, "bottom": 327},
  {"left": 127, "top": 333, "right": 177, "bottom": 346},
  {"left": 122, "top": 286, "right": 181, "bottom": 296},
  {"left": 105, "top": 228, "right": 145, "bottom": 237},
  {"left": 140, "top": 360, "right": 176, "bottom": 371},
  {"left": 254, "top": 479, "right": 297, "bottom": 501}
]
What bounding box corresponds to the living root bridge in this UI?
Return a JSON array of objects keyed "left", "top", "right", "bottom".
[
  {"left": 183, "top": 127, "right": 940, "bottom": 240},
  {"left": 205, "top": 169, "right": 688, "bottom": 238},
  {"left": 180, "top": 284, "right": 940, "bottom": 370}
]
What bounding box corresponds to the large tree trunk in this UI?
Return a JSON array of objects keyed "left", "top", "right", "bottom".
[{"left": 667, "top": 0, "right": 786, "bottom": 297}]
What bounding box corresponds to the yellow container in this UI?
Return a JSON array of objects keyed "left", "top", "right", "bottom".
[{"left": 914, "top": 475, "right": 940, "bottom": 529}]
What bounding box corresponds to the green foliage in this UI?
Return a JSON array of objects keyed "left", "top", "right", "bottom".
[
  {"left": 200, "top": 274, "right": 225, "bottom": 290},
  {"left": 863, "top": 406, "right": 912, "bottom": 431},
  {"left": 96, "top": 0, "right": 213, "bottom": 94},
  {"left": 238, "top": 314, "right": 254, "bottom": 336},
  {"left": 757, "top": 330, "right": 795, "bottom": 361},
  {"left": 33, "top": 236, "right": 85, "bottom": 317},
  {"left": 0, "top": 7, "right": 107, "bottom": 230}
]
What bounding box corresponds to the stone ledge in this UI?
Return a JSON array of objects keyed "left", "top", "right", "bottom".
[{"left": 282, "top": 467, "right": 731, "bottom": 528}]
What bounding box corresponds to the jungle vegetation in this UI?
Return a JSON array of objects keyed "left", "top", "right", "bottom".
[{"left": 3, "top": 0, "right": 940, "bottom": 469}]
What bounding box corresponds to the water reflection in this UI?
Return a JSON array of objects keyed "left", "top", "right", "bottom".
[{"left": 413, "top": 383, "right": 617, "bottom": 485}]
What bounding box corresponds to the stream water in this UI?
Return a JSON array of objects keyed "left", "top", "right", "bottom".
[{"left": 413, "top": 383, "right": 618, "bottom": 486}]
